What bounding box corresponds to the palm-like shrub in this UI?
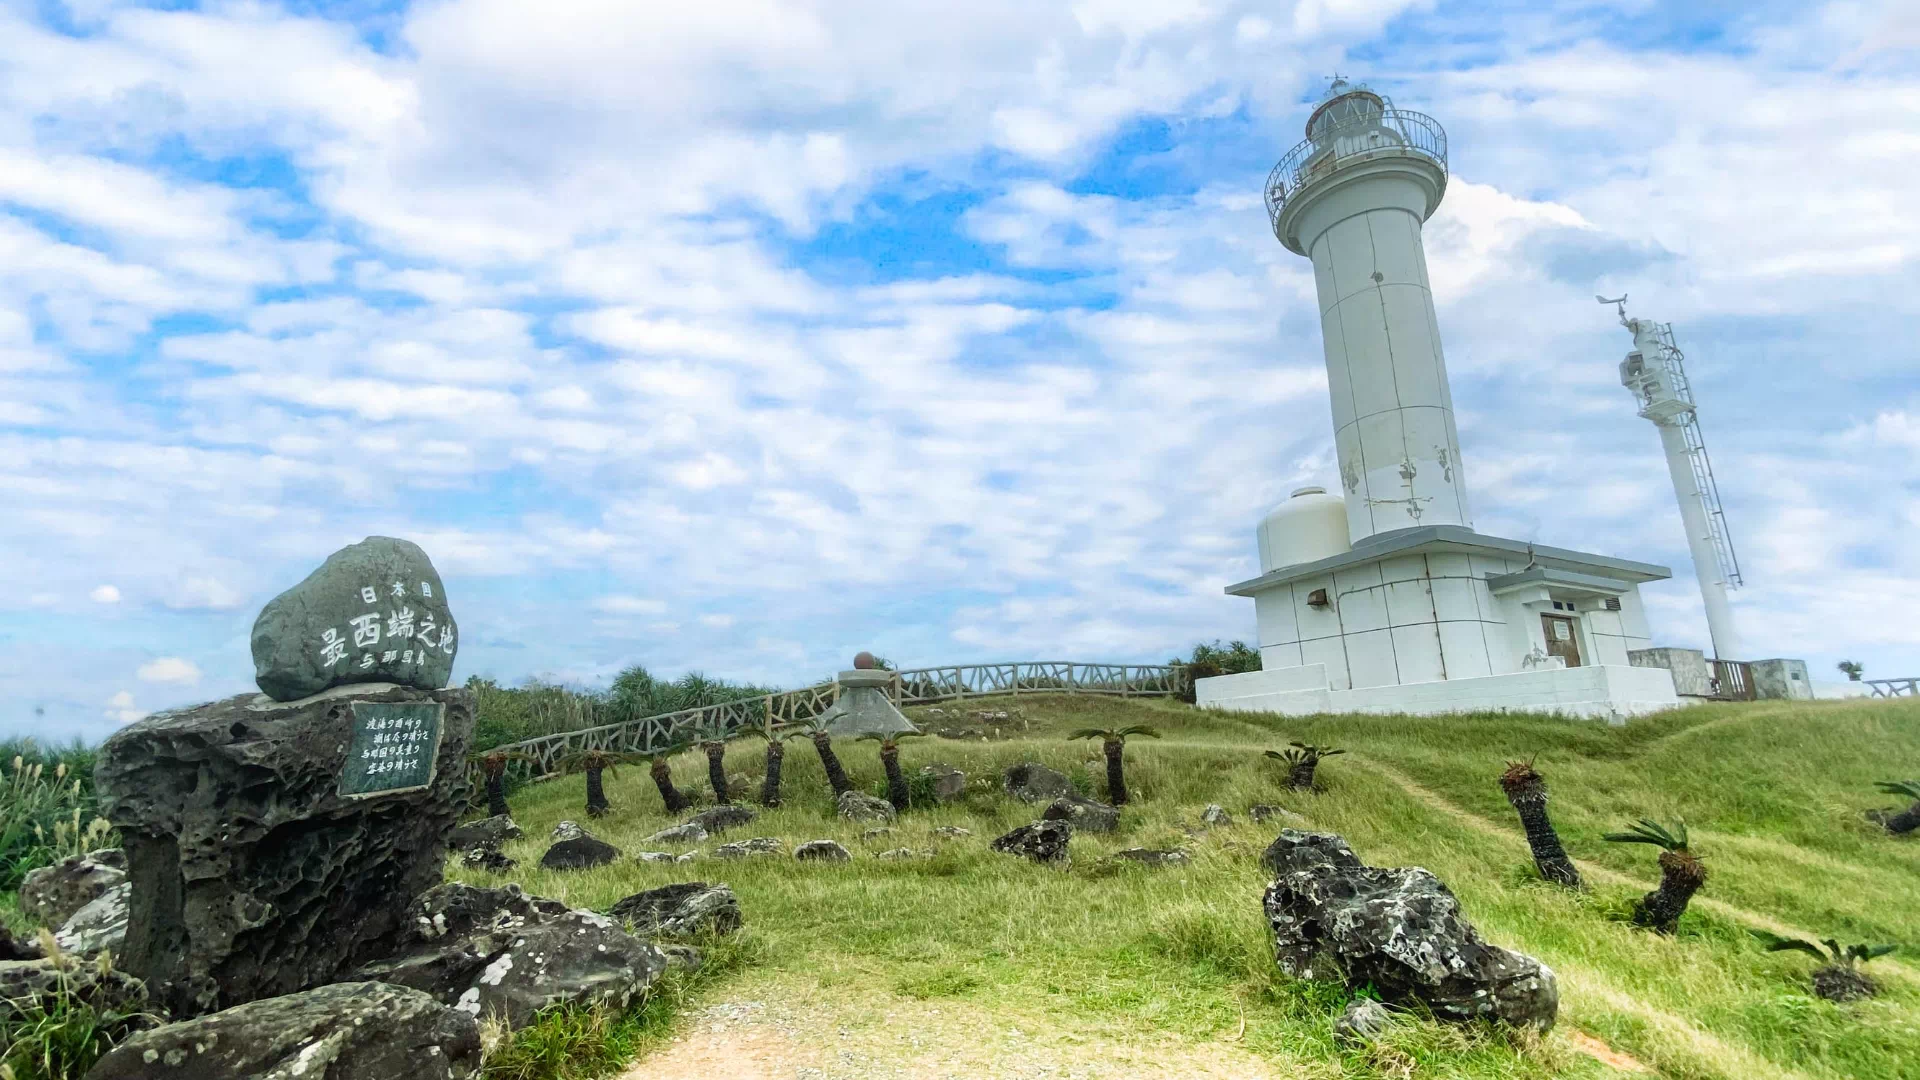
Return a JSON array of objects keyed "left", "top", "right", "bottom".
[
  {"left": 1873, "top": 780, "right": 1920, "bottom": 835},
  {"left": 796, "top": 718, "right": 853, "bottom": 797},
  {"left": 556, "top": 749, "right": 644, "bottom": 818},
  {"left": 862, "top": 732, "right": 925, "bottom": 811},
  {"left": 1499, "top": 758, "right": 1581, "bottom": 888},
  {"left": 1066, "top": 725, "right": 1161, "bottom": 806},
  {"left": 1604, "top": 818, "right": 1704, "bottom": 933},
  {"left": 1837, "top": 660, "right": 1863, "bottom": 681},
  {"left": 758, "top": 727, "right": 802, "bottom": 808},
  {"left": 468, "top": 750, "right": 537, "bottom": 818},
  {"left": 701, "top": 740, "right": 732, "bottom": 806},
  {"left": 644, "top": 748, "right": 696, "bottom": 814},
  {"left": 1266, "top": 743, "right": 1345, "bottom": 791},
  {"left": 1752, "top": 930, "right": 1897, "bottom": 1001}
]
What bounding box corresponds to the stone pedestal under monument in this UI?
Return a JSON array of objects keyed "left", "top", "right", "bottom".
[{"left": 97, "top": 683, "right": 474, "bottom": 1017}]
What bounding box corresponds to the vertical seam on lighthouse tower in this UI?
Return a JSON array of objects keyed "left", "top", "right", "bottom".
[
  {"left": 1365, "top": 212, "right": 1417, "bottom": 526},
  {"left": 1319, "top": 228, "right": 1376, "bottom": 538}
]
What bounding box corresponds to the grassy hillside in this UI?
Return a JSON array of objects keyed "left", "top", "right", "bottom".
[{"left": 462, "top": 694, "right": 1920, "bottom": 1080}]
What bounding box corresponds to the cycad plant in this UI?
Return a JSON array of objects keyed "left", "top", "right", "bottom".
[
  {"left": 701, "top": 739, "right": 732, "bottom": 805},
  {"left": 1266, "top": 743, "right": 1345, "bottom": 791},
  {"left": 1066, "top": 725, "right": 1161, "bottom": 806},
  {"left": 1498, "top": 758, "right": 1581, "bottom": 888},
  {"left": 758, "top": 726, "right": 801, "bottom": 808},
  {"left": 1752, "top": 930, "right": 1897, "bottom": 1001},
  {"left": 644, "top": 748, "right": 696, "bottom": 814},
  {"left": 862, "top": 732, "right": 925, "bottom": 811},
  {"left": 1604, "top": 818, "right": 1704, "bottom": 933},
  {"left": 556, "top": 748, "right": 643, "bottom": 818},
  {"left": 796, "top": 718, "right": 853, "bottom": 798},
  {"left": 468, "top": 750, "right": 537, "bottom": 818},
  {"left": 1872, "top": 780, "right": 1920, "bottom": 834}
]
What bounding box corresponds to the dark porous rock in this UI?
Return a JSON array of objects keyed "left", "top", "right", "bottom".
[
  {"left": 919, "top": 762, "right": 968, "bottom": 802},
  {"left": 96, "top": 684, "right": 474, "bottom": 1019},
  {"left": 795, "top": 839, "right": 852, "bottom": 863},
  {"left": 447, "top": 814, "right": 521, "bottom": 850},
  {"left": 1263, "top": 830, "right": 1558, "bottom": 1030},
  {"left": 837, "top": 790, "right": 897, "bottom": 823},
  {"left": 540, "top": 834, "right": 620, "bottom": 871},
  {"left": 1003, "top": 762, "right": 1072, "bottom": 803},
  {"left": 1042, "top": 792, "right": 1119, "bottom": 833},
  {"left": 55, "top": 881, "right": 130, "bottom": 957},
  {"left": 990, "top": 820, "right": 1073, "bottom": 865},
  {"left": 250, "top": 536, "right": 458, "bottom": 702},
  {"left": 357, "top": 883, "right": 665, "bottom": 1031},
  {"left": 461, "top": 845, "right": 516, "bottom": 872},
  {"left": 1108, "top": 848, "right": 1190, "bottom": 868},
  {"left": 1261, "top": 828, "right": 1363, "bottom": 877},
  {"left": 551, "top": 820, "right": 587, "bottom": 842},
  {"left": 0, "top": 924, "right": 44, "bottom": 961},
  {"left": 86, "top": 981, "right": 480, "bottom": 1080},
  {"left": 1249, "top": 804, "right": 1305, "bottom": 826},
  {"left": 643, "top": 823, "right": 709, "bottom": 847},
  {"left": 608, "top": 882, "right": 743, "bottom": 938},
  {"left": 0, "top": 957, "right": 148, "bottom": 1028},
  {"left": 21, "top": 849, "right": 127, "bottom": 929},
  {"left": 688, "top": 805, "right": 757, "bottom": 834},
  {"left": 714, "top": 837, "right": 785, "bottom": 860},
  {"left": 1201, "top": 804, "right": 1234, "bottom": 827},
  {"left": 660, "top": 944, "right": 703, "bottom": 971},
  {"left": 932, "top": 826, "right": 972, "bottom": 838},
  {"left": 1335, "top": 999, "right": 1398, "bottom": 1043}
]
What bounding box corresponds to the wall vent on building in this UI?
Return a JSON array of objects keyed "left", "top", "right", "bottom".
[
  {"left": 1307, "top": 588, "right": 1330, "bottom": 608},
  {"left": 1604, "top": 597, "right": 1622, "bottom": 612}
]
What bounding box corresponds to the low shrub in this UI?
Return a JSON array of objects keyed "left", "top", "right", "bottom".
[{"left": 0, "top": 747, "right": 113, "bottom": 893}]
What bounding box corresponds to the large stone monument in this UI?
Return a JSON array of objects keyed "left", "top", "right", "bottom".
[{"left": 97, "top": 537, "right": 473, "bottom": 1018}]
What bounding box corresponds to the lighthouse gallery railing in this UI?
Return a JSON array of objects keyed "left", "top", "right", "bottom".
[{"left": 1264, "top": 108, "right": 1448, "bottom": 238}]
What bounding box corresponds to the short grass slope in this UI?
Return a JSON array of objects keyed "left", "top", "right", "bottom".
[{"left": 463, "top": 695, "right": 1920, "bottom": 1080}]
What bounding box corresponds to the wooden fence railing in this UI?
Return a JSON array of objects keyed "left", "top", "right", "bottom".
[
  {"left": 1865, "top": 677, "right": 1919, "bottom": 698},
  {"left": 472, "top": 660, "right": 1187, "bottom": 788}
]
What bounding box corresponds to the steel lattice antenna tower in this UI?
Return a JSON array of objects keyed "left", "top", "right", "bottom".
[{"left": 1603, "top": 295, "right": 1744, "bottom": 660}]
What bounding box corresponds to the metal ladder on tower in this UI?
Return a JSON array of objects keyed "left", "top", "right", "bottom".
[{"left": 1649, "top": 322, "right": 1744, "bottom": 590}]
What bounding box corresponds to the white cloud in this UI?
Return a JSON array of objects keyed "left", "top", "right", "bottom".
[
  {"left": 104, "top": 689, "right": 143, "bottom": 724},
  {"left": 137, "top": 657, "right": 202, "bottom": 685},
  {"left": 90, "top": 584, "right": 120, "bottom": 603},
  {"left": 595, "top": 596, "right": 669, "bottom": 615}
]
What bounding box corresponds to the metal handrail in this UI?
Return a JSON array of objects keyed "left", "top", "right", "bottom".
[
  {"left": 1264, "top": 108, "right": 1448, "bottom": 238},
  {"left": 1865, "top": 678, "right": 1919, "bottom": 698}
]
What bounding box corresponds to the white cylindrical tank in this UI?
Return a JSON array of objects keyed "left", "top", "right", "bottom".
[
  {"left": 1257, "top": 486, "right": 1353, "bottom": 573},
  {"left": 1270, "top": 83, "right": 1471, "bottom": 544}
]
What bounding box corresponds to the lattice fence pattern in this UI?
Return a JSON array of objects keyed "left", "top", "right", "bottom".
[{"left": 1866, "top": 678, "right": 1919, "bottom": 698}]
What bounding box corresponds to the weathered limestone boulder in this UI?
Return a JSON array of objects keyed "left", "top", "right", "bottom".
[
  {"left": 659, "top": 944, "right": 703, "bottom": 971},
  {"left": 354, "top": 883, "right": 665, "bottom": 1031},
  {"left": 96, "top": 684, "right": 475, "bottom": 1018},
  {"left": 1335, "top": 999, "right": 1398, "bottom": 1043},
  {"left": 634, "top": 851, "right": 692, "bottom": 864},
  {"left": 0, "top": 924, "right": 43, "bottom": 961},
  {"left": 1003, "top": 762, "right": 1072, "bottom": 803},
  {"left": 608, "top": 882, "right": 742, "bottom": 938},
  {"left": 837, "top": 790, "right": 896, "bottom": 823},
  {"left": 713, "top": 837, "right": 785, "bottom": 859},
  {"left": 1262, "top": 830, "right": 1559, "bottom": 1030},
  {"left": 551, "top": 820, "right": 586, "bottom": 842},
  {"left": 1201, "top": 804, "right": 1234, "bottom": 827},
  {"left": 461, "top": 845, "right": 516, "bottom": 872},
  {"left": 919, "top": 762, "right": 967, "bottom": 802},
  {"left": 250, "top": 536, "right": 458, "bottom": 702},
  {"left": 1, "top": 957, "right": 148, "bottom": 1028},
  {"left": 540, "top": 834, "right": 620, "bottom": 870},
  {"left": 795, "top": 839, "right": 852, "bottom": 862},
  {"left": 21, "top": 848, "right": 126, "bottom": 929},
  {"left": 1108, "top": 848, "right": 1190, "bottom": 868},
  {"left": 990, "top": 820, "right": 1072, "bottom": 865},
  {"left": 1042, "top": 792, "right": 1119, "bottom": 833},
  {"left": 85, "top": 981, "right": 480, "bottom": 1080},
  {"left": 859, "top": 826, "right": 896, "bottom": 844},
  {"left": 55, "top": 881, "right": 130, "bottom": 957},
  {"left": 644, "top": 823, "right": 710, "bottom": 847},
  {"left": 688, "top": 805, "right": 757, "bottom": 834},
  {"left": 932, "top": 826, "right": 972, "bottom": 838},
  {"left": 447, "top": 815, "right": 521, "bottom": 850},
  {"left": 876, "top": 847, "right": 933, "bottom": 860},
  {"left": 1250, "top": 804, "right": 1305, "bottom": 826}
]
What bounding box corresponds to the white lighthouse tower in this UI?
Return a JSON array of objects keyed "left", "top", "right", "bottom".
[
  {"left": 1270, "top": 79, "right": 1469, "bottom": 541},
  {"left": 1197, "top": 80, "right": 1692, "bottom": 721}
]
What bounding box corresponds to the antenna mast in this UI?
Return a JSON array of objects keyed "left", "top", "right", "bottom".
[{"left": 1606, "top": 296, "right": 1744, "bottom": 659}]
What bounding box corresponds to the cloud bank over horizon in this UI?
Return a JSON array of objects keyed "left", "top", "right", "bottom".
[{"left": 4, "top": 0, "right": 1918, "bottom": 743}]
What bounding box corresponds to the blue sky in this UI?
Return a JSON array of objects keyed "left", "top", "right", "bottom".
[{"left": 4, "top": 0, "right": 1918, "bottom": 743}]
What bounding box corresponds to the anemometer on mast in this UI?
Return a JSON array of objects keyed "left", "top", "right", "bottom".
[{"left": 1602, "top": 295, "right": 1744, "bottom": 660}]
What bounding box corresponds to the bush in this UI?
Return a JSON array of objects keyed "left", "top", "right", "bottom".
[
  {"left": 1172, "top": 641, "right": 1262, "bottom": 703},
  {"left": 0, "top": 744, "right": 114, "bottom": 893},
  {"left": 468, "top": 666, "right": 781, "bottom": 753},
  {"left": 0, "top": 946, "right": 156, "bottom": 1080}
]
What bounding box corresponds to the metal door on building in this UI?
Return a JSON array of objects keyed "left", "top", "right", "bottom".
[{"left": 1541, "top": 615, "right": 1583, "bottom": 668}]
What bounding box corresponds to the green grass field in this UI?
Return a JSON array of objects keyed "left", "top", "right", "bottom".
[{"left": 460, "top": 694, "right": 1920, "bottom": 1080}]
